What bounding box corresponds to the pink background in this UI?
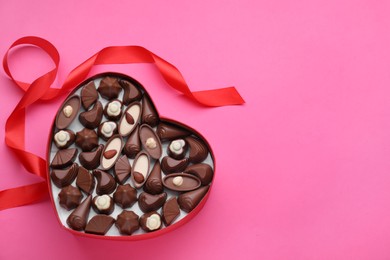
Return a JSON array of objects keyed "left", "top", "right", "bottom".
[{"left": 1, "top": 0, "right": 390, "bottom": 259}]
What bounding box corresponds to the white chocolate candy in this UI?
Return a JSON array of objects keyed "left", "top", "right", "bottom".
[
  {"left": 172, "top": 176, "right": 183, "bottom": 186},
  {"left": 169, "top": 139, "right": 185, "bottom": 155},
  {"left": 107, "top": 101, "right": 121, "bottom": 116},
  {"left": 54, "top": 130, "right": 70, "bottom": 147},
  {"left": 101, "top": 122, "right": 116, "bottom": 138},
  {"left": 95, "top": 195, "right": 111, "bottom": 210},
  {"left": 146, "top": 137, "right": 157, "bottom": 149},
  {"left": 63, "top": 105, "right": 73, "bottom": 118},
  {"left": 146, "top": 214, "right": 161, "bottom": 230}
]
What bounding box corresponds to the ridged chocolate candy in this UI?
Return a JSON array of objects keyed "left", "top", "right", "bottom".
[
  {"left": 93, "top": 170, "right": 117, "bottom": 195},
  {"left": 81, "top": 81, "right": 98, "bottom": 110},
  {"left": 116, "top": 210, "right": 140, "bottom": 235},
  {"left": 75, "top": 128, "right": 99, "bottom": 152},
  {"left": 97, "top": 76, "right": 122, "bottom": 100},
  {"left": 139, "top": 124, "right": 162, "bottom": 160},
  {"left": 138, "top": 192, "right": 167, "bottom": 213},
  {"left": 178, "top": 186, "right": 209, "bottom": 213},
  {"left": 92, "top": 195, "right": 115, "bottom": 215},
  {"left": 53, "top": 129, "right": 75, "bottom": 149},
  {"left": 67, "top": 195, "right": 92, "bottom": 231},
  {"left": 114, "top": 155, "right": 131, "bottom": 184},
  {"left": 119, "top": 79, "right": 142, "bottom": 105},
  {"left": 141, "top": 95, "right": 159, "bottom": 127},
  {"left": 140, "top": 211, "right": 162, "bottom": 232},
  {"left": 78, "top": 144, "right": 103, "bottom": 170},
  {"left": 185, "top": 136, "right": 209, "bottom": 163},
  {"left": 156, "top": 122, "right": 190, "bottom": 141},
  {"left": 51, "top": 148, "right": 78, "bottom": 169},
  {"left": 51, "top": 163, "right": 79, "bottom": 188},
  {"left": 160, "top": 156, "right": 189, "bottom": 174},
  {"left": 123, "top": 124, "right": 141, "bottom": 158},
  {"left": 58, "top": 185, "right": 83, "bottom": 210},
  {"left": 79, "top": 101, "right": 103, "bottom": 129},
  {"left": 162, "top": 197, "right": 180, "bottom": 226},
  {"left": 113, "top": 184, "right": 137, "bottom": 208},
  {"left": 76, "top": 166, "right": 95, "bottom": 194},
  {"left": 55, "top": 95, "right": 80, "bottom": 130},
  {"left": 85, "top": 215, "right": 115, "bottom": 235},
  {"left": 143, "top": 161, "right": 163, "bottom": 195},
  {"left": 185, "top": 163, "right": 214, "bottom": 185},
  {"left": 163, "top": 173, "right": 201, "bottom": 192}
]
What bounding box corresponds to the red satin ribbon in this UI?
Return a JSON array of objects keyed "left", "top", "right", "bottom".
[{"left": 0, "top": 36, "right": 245, "bottom": 211}]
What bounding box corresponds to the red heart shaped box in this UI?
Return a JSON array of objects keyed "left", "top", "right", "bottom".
[{"left": 46, "top": 72, "right": 216, "bottom": 240}]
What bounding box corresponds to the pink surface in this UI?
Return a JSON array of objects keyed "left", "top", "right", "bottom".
[{"left": 1, "top": 0, "right": 390, "bottom": 259}]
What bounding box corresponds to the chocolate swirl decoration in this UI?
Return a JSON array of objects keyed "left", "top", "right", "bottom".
[
  {"left": 66, "top": 195, "right": 92, "bottom": 231},
  {"left": 141, "top": 95, "right": 159, "bottom": 127}
]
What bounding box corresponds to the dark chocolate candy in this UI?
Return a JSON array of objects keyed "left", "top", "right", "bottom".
[
  {"left": 143, "top": 161, "right": 163, "bottom": 195},
  {"left": 185, "top": 163, "right": 214, "bottom": 186},
  {"left": 93, "top": 170, "right": 117, "bottom": 195},
  {"left": 114, "top": 155, "right": 131, "bottom": 184},
  {"left": 167, "top": 139, "right": 187, "bottom": 160},
  {"left": 186, "top": 136, "right": 208, "bottom": 163},
  {"left": 138, "top": 192, "right": 167, "bottom": 213},
  {"left": 67, "top": 195, "right": 92, "bottom": 231},
  {"left": 56, "top": 95, "right": 81, "bottom": 130},
  {"left": 140, "top": 211, "right": 162, "bottom": 232},
  {"left": 163, "top": 173, "right": 201, "bottom": 192},
  {"left": 113, "top": 184, "right": 137, "bottom": 209},
  {"left": 75, "top": 128, "right": 99, "bottom": 152},
  {"left": 131, "top": 152, "right": 150, "bottom": 188},
  {"left": 100, "top": 135, "right": 123, "bottom": 170},
  {"left": 97, "top": 76, "right": 122, "bottom": 100},
  {"left": 51, "top": 163, "right": 79, "bottom": 188},
  {"left": 160, "top": 156, "right": 189, "bottom": 174},
  {"left": 141, "top": 95, "right": 159, "bottom": 127},
  {"left": 78, "top": 144, "right": 103, "bottom": 170},
  {"left": 118, "top": 102, "right": 141, "bottom": 136},
  {"left": 156, "top": 122, "right": 190, "bottom": 141},
  {"left": 81, "top": 81, "right": 98, "bottom": 110},
  {"left": 98, "top": 121, "right": 118, "bottom": 141},
  {"left": 123, "top": 124, "right": 141, "bottom": 158},
  {"left": 139, "top": 124, "right": 162, "bottom": 160},
  {"left": 92, "top": 195, "right": 115, "bottom": 215},
  {"left": 85, "top": 215, "right": 115, "bottom": 235},
  {"left": 115, "top": 210, "right": 140, "bottom": 235},
  {"left": 79, "top": 101, "right": 103, "bottom": 129},
  {"left": 53, "top": 129, "right": 75, "bottom": 149},
  {"left": 58, "top": 185, "right": 83, "bottom": 210},
  {"left": 51, "top": 148, "right": 78, "bottom": 169},
  {"left": 119, "top": 79, "right": 142, "bottom": 105},
  {"left": 76, "top": 166, "right": 95, "bottom": 194},
  {"left": 178, "top": 186, "right": 209, "bottom": 213},
  {"left": 162, "top": 197, "right": 180, "bottom": 226},
  {"left": 103, "top": 99, "right": 123, "bottom": 121}
]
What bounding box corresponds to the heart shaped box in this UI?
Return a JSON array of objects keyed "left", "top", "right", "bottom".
[{"left": 46, "top": 72, "right": 215, "bottom": 240}]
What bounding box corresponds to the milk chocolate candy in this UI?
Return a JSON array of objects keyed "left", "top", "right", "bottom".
[
  {"left": 185, "top": 136, "right": 209, "bottom": 163},
  {"left": 76, "top": 166, "right": 95, "bottom": 194},
  {"left": 93, "top": 170, "right": 117, "bottom": 195},
  {"left": 161, "top": 156, "right": 189, "bottom": 174},
  {"left": 56, "top": 95, "right": 80, "bottom": 130},
  {"left": 58, "top": 185, "right": 83, "bottom": 210},
  {"left": 97, "top": 76, "right": 122, "bottom": 100},
  {"left": 75, "top": 128, "right": 99, "bottom": 152},
  {"left": 100, "top": 135, "right": 123, "bottom": 170},
  {"left": 141, "top": 95, "right": 159, "bottom": 127},
  {"left": 81, "top": 81, "right": 98, "bottom": 110},
  {"left": 113, "top": 184, "right": 137, "bottom": 209},
  {"left": 119, "top": 79, "right": 142, "bottom": 105},
  {"left": 85, "top": 215, "right": 115, "bottom": 235},
  {"left": 143, "top": 161, "right": 163, "bottom": 195},
  {"left": 167, "top": 139, "right": 187, "bottom": 160},
  {"left": 138, "top": 192, "right": 167, "bottom": 213},
  {"left": 131, "top": 152, "right": 150, "bottom": 188},
  {"left": 92, "top": 195, "right": 115, "bottom": 215},
  {"left": 163, "top": 173, "right": 201, "bottom": 192},
  {"left": 185, "top": 163, "right": 214, "bottom": 186},
  {"left": 50, "top": 163, "right": 79, "bottom": 188},
  {"left": 118, "top": 102, "right": 141, "bottom": 136},
  {"left": 123, "top": 124, "right": 141, "bottom": 158},
  {"left": 116, "top": 210, "right": 140, "bottom": 235},
  {"left": 67, "top": 195, "right": 92, "bottom": 231},
  {"left": 79, "top": 101, "right": 103, "bottom": 129},
  {"left": 53, "top": 130, "right": 75, "bottom": 149},
  {"left": 114, "top": 155, "right": 131, "bottom": 184},
  {"left": 156, "top": 122, "right": 190, "bottom": 141},
  {"left": 178, "top": 186, "right": 209, "bottom": 213},
  {"left": 103, "top": 99, "right": 123, "bottom": 121},
  {"left": 162, "top": 197, "right": 180, "bottom": 226},
  {"left": 140, "top": 211, "right": 162, "bottom": 232},
  {"left": 51, "top": 148, "right": 78, "bottom": 169},
  {"left": 98, "top": 121, "right": 118, "bottom": 141},
  {"left": 139, "top": 124, "right": 162, "bottom": 160},
  {"left": 78, "top": 144, "right": 103, "bottom": 170}
]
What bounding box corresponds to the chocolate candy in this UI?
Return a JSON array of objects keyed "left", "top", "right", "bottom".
[
  {"left": 178, "top": 186, "right": 209, "bottom": 213},
  {"left": 156, "top": 122, "right": 190, "bottom": 141},
  {"left": 116, "top": 210, "right": 140, "bottom": 235},
  {"left": 81, "top": 81, "right": 98, "bottom": 110},
  {"left": 97, "top": 76, "right": 122, "bottom": 100},
  {"left": 78, "top": 144, "right": 103, "bottom": 170},
  {"left": 53, "top": 129, "right": 75, "bottom": 149},
  {"left": 50, "top": 163, "right": 78, "bottom": 188},
  {"left": 138, "top": 192, "right": 167, "bottom": 213},
  {"left": 163, "top": 173, "right": 201, "bottom": 192},
  {"left": 131, "top": 152, "right": 150, "bottom": 188},
  {"left": 185, "top": 163, "right": 214, "bottom": 186},
  {"left": 75, "top": 128, "right": 99, "bottom": 152},
  {"left": 123, "top": 124, "right": 141, "bottom": 158},
  {"left": 56, "top": 95, "right": 80, "bottom": 129},
  {"left": 76, "top": 166, "right": 95, "bottom": 194},
  {"left": 98, "top": 121, "right": 118, "bottom": 141},
  {"left": 103, "top": 99, "right": 123, "bottom": 121},
  {"left": 167, "top": 139, "right": 187, "bottom": 160},
  {"left": 85, "top": 215, "right": 115, "bottom": 235},
  {"left": 143, "top": 161, "right": 163, "bottom": 195},
  {"left": 113, "top": 155, "right": 131, "bottom": 184},
  {"left": 162, "top": 197, "right": 180, "bottom": 226},
  {"left": 79, "top": 101, "right": 103, "bottom": 129},
  {"left": 141, "top": 95, "right": 159, "bottom": 127},
  {"left": 118, "top": 102, "right": 141, "bottom": 136},
  {"left": 92, "top": 195, "right": 115, "bottom": 215},
  {"left": 51, "top": 148, "right": 78, "bottom": 169},
  {"left": 139, "top": 124, "right": 162, "bottom": 159},
  {"left": 113, "top": 184, "right": 137, "bottom": 208},
  {"left": 58, "top": 185, "right": 83, "bottom": 210},
  {"left": 119, "top": 79, "right": 142, "bottom": 105},
  {"left": 100, "top": 135, "right": 123, "bottom": 170},
  {"left": 140, "top": 211, "right": 162, "bottom": 232},
  {"left": 67, "top": 195, "right": 92, "bottom": 231},
  {"left": 160, "top": 156, "right": 189, "bottom": 174},
  {"left": 186, "top": 136, "right": 208, "bottom": 163},
  {"left": 93, "top": 170, "right": 117, "bottom": 195}
]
